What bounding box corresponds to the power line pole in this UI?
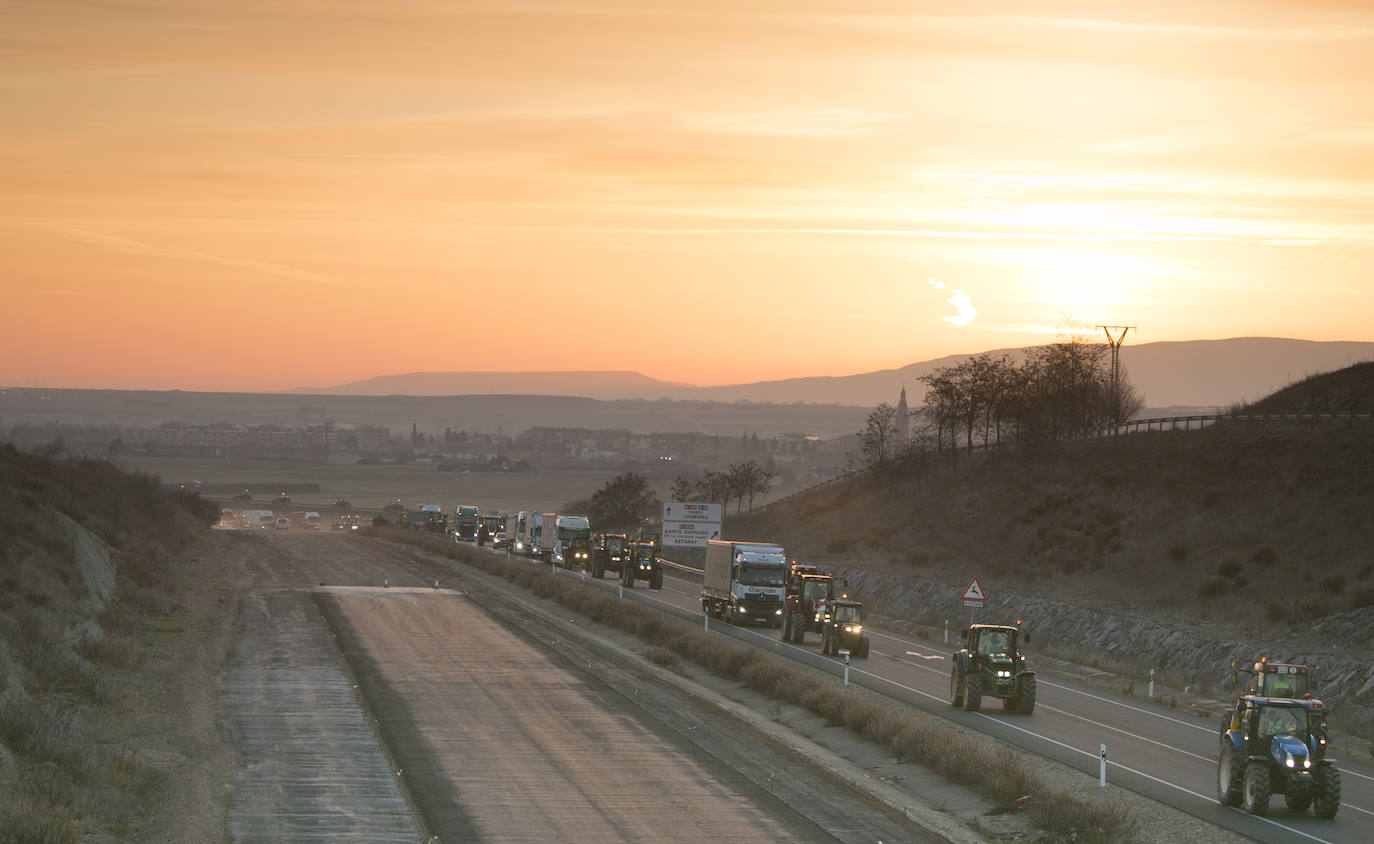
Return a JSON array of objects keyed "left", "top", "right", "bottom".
[{"left": 1097, "top": 325, "right": 1136, "bottom": 431}]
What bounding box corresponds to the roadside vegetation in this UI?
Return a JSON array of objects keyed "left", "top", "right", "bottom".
[
  {"left": 0, "top": 444, "right": 220, "bottom": 842},
  {"left": 385, "top": 529, "right": 1141, "bottom": 842}
]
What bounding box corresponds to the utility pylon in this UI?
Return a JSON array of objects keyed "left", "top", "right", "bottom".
[{"left": 1097, "top": 325, "right": 1136, "bottom": 432}]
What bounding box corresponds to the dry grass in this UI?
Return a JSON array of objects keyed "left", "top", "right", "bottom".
[
  {"left": 390, "top": 529, "right": 1141, "bottom": 842},
  {"left": 732, "top": 424, "right": 1374, "bottom": 626},
  {"left": 0, "top": 445, "right": 218, "bottom": 842}
]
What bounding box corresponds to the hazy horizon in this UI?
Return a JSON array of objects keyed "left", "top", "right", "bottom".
[{"left": 5, "top": 1, "right": 1373, "bottom": 392}]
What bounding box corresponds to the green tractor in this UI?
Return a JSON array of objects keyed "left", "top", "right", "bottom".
[
  {"left": 819, "top": 599, "right": 869, "bottom": 658},
  {"left": 1217, "top": 695, "right": 1339, "bottom": 818},
  {"left": 949, "top": 623, "right": 1036, "bottom": 714}
]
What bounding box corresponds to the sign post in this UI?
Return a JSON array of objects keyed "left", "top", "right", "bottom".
[{"left": 960, "top": 577, "right": 986, "bottom": 625}]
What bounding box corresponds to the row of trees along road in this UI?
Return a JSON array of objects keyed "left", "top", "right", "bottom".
[
  {"left": 585, "top": 461, "right": 778, "bottom": 530},
  {"left": 860, "top": 339, "right": 1144, "bottom": 470},
  {"left": 671, "top": 460, "right": 776, "bottom": 514}
]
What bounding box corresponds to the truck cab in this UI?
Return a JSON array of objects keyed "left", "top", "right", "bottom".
[{"left": 701, "top": 540, "right": 787, "bottom": 627}]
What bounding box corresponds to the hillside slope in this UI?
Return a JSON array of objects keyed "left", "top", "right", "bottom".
[
  {"left": 729, "top": 417, "right": 1374, "bottom": 732},
  {"left": 0, "top": 446, "right": 228, "bottom": 840}
]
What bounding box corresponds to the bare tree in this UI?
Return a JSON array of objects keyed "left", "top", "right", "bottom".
[{"left": 859, "top": 403, "right": 898, "bottom": 470}]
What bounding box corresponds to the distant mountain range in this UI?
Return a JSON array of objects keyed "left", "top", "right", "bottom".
[{"left": 297, "top": 338, "right": 1374, "bottom": 411}]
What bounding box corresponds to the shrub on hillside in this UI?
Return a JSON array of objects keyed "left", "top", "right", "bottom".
[
  {"left": 1251, "top": 546, "right": 1278, "bottom": 568},
  {"left": 1168, "top": 540, "right": 1189, "bottom": 563},
  {"left": 1197, "top": 578, "right": 1226, "bottom": 601}
]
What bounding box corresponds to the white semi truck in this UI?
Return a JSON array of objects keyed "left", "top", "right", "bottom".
[
  {"left": 540, "top": 512, "right": 592, "bottom": 569},
  {"left": 701, "top": 539, "right": 788, "bottom": 627}
]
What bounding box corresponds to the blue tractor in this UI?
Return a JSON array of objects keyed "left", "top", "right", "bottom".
[{"left": 1217, "top": 695, "right": 1340, "bottom": 818}]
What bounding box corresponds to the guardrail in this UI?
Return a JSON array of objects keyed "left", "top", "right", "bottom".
[
  {"left": 657, "top": 558, "right": 703, "bottom": 579},
  {"left": 1102, "top": 412, "right": 1373, "bottom": 436}
]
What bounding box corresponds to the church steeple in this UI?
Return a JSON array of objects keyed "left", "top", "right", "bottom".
[{"left": 895, "top": 384, "right": 910, "bottom": 443}]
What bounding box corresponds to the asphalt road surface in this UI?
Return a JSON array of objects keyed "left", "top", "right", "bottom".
[
  {"left": 550, "top": 554, "right": 1374, "bottom": 844},
  {"left": 222, "top": 531, "right": 933, "bottom": 842}
]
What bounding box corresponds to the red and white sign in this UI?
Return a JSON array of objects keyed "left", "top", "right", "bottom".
[
  {"left": 961, "top": 577, "right": 986, "bottom": 607},
  {"left": 661, "top": 501, "right": 722, "bottom": 548}
]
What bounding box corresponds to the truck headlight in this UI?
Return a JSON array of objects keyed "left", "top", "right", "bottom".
[
  {"left": 1285, "top": 756, "right": 1295, "bottom": 768},
  {"left": 737, "top": 606, "right": 747, "bottom": 613},
  {"left": 775, "top": 609, "right": 783, "bottom": 615}
]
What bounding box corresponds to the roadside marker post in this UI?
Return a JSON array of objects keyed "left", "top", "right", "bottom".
[
  {"left": 841, "top": 650, "right": 851, "bottom": 685},
  {"left": 703, "top": 609, "right": 709, "bottom": 632},
  {"left": 944, "top": 619, "right": 949, "bottom": 644},
  {"left": 1149, "top": 668, "right": 1155, "bottom": 699},
  {"left": 1100, "top": 744, "right": 1107, "bottom": 787}
]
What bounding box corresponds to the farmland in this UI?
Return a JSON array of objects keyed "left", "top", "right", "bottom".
[{"left": 114, "top": 455, "right": 633, "bottom": 515}]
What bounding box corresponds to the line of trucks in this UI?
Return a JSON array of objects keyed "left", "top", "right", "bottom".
[{"left": 403, "top": 509, "right": 1348, "bottom": 819}]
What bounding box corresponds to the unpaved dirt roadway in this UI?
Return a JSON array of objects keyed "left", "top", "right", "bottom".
[{"left": 224, "top": 530, "right": 930, "bottom": 842}]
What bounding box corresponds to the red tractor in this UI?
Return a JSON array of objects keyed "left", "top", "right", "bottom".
[{"left": 781, "top": 562, "right": 843, "bottom": 644}]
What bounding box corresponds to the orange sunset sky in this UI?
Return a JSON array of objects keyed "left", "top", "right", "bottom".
[{"left": 4, "top": 1, "right": 1373, "bottom": 392}]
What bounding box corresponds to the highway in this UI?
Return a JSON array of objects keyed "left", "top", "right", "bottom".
[
  {"left": 236, "top": 531, "right": 939, "bottom": 842},
  {"left": 506, "top": 549, "right": 1374, "bottom": 844}
]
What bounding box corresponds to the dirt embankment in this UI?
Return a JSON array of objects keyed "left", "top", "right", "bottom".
[{"left": 0, "top": 445, "right": 242, "bottom": 841}]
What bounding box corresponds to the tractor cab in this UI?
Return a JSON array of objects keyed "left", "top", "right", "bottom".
[{"left": 1241, "top": 659, "right": 1315, "bottom": 700}]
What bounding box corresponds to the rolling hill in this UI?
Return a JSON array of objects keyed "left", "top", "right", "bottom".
[{"left": 296, "top": 338, "right": 1374, "bottom": 411}]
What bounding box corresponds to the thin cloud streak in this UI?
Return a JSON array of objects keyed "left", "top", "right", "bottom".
[{"left": 22, "top": 224, "right": 356, "bottom": 287}]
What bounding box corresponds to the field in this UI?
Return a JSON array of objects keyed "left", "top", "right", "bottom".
[{"left": 114, "top": 455, "right": 630, "bottom": 515}]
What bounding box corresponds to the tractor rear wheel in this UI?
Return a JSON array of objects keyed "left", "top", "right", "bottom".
[
  {"left": 963, "top": 673, "right": 983, "bottom": 712},
  {"left": 1313, "top": 765, "right": 1341, "bottom": 819},
  {"left": 1242, "top": 762, "right": 1271, "bottom": 816},
  {"left": 782, "top": 612, "right": 793, "bottom": 642},
  {"left": 1015, "top": 675, "right": 1036, "bottom": 715},
  {"left": 950, "top": 669, "right": 964, "bottom": 707},
  {"left": 650, "top": 569, "right": 662, "bottom": 590},
  {"left": 1217, "top": 743, "right": 1244, "bottom": 807},
  {"left": 856, "top": 638, "right": 869, "bottom": 658}
]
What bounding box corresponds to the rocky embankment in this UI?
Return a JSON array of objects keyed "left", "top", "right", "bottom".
[{"left": 836, "top": 566, "right": 1374, "bottom": 739}]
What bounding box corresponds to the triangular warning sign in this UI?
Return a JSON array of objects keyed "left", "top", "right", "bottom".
[{"left": 961, "top": 577, "right": 986, "bottom": 602}]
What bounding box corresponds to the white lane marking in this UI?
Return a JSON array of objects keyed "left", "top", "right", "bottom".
[
  {"left": 867, "top": 628, "right": 1218, "bottom": 734},
  {"left": 906, "top": 651, "right": 945, "bottom": 660},
  {"left": 1031, "top": 703, "right": 1214, "bottom": 763},
  {"left": 542, "top": 565, "right": 1374, "bottom": 821},
  {"left": 982, "top": 715, "right": 1337, "bottom": 844}
]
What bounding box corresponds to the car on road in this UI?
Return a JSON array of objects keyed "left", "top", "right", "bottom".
[
  {"left": 274, "top": 516, "right": 290, "bottom": 530},
  {"left": 492, "top": 531, "right": 511, "bottom": 549}
]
